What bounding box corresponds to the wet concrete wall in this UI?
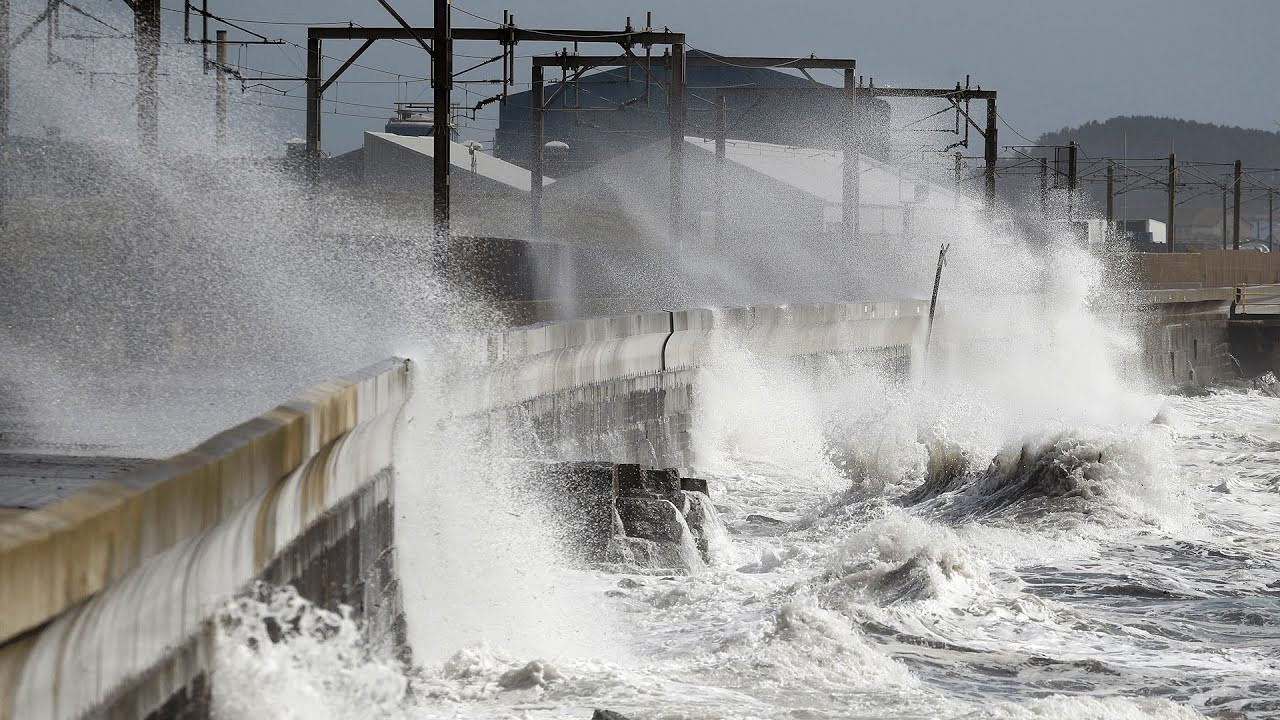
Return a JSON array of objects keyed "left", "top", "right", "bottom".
[
  {"left": 0, "top": 300, "right": 927, "bottom": 719},
  {"left": 0, "top": 359, "right": 412, "bottom": 720},
  {"left": 465, "top": 301, "right": 927, "bottom": 469},
  {"left": 1140, "top": 288, "right": 1239, "bottom": 387}
]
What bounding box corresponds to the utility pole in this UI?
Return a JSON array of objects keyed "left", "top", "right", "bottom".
[
  {"left": 715, "top": 93, "right": 726, "bottom": 246},
  {"left": 1066, "top": 141, "right": 1078, "bottom": 221},
  {"left": 983, "top": 95, "right": 998, "bottom": 217},
  {"left": 215, "top": 30, "right": 227, "bottom": 147},
  {"left": 305, "top": 36, "right": 321, "bottom": 179},
  {"left": 133, "top": 0, "right": 161, "bottom": 150},
  {"left": 1222, "top": 187, "right": 1229, "bottom": 250},
  {"left": 1039, "top": 157, "right": 1048, "bottom": 218},
  {"left": 668, "top": 42, "right": 686, "bottom": 247},
  {"left": 953, "top": 151, "right": 962, "bottom": 207},
  {"left": 530, "top": 64, "right": 543, "bottom": 236},
  {"left": 842, "top": 68, "right": 859, "bottom": 242},
  {"left": 1167, "top": 153, "right": 1177, "bottom": 252},
  {"left": 0, "top": 0, "right": 9, "bottom": 228},
  {"left": 1233, "top": 159, "right": 1242, "bottom": 251},
  {"left": 433, "top": 0, "right": 452, "bottom": 236},
  {"left": 1105, "top": 159, "right": 1114, "bottom": 226}
]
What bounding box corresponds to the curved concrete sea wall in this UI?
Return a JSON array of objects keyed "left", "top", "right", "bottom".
[
  {"left": 0, "top": 300, "right": 928, "bottom": 720},
  {"left": 0, "top": 359, "right": 412, "bottom": 720},
  {"left": 467, "top": 301, "right": 928, "bottom": 469}
]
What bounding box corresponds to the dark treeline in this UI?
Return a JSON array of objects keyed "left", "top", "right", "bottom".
[
  {"left": 1037, "top": 116, "right": 1280, "bottom": 168},
  {"left": 1029, "top": 117, "right": 1279, "bottom": 232}
]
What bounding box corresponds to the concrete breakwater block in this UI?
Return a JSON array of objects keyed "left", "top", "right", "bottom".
[{"left": 533, "top": 462, "right": 717, "bottom": 573}]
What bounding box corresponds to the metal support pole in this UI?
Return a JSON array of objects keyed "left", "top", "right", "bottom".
[
  {"left": 530, "top": 64, "right": 544, "bottom": 236},
  {"left": 1233, "top": 159, "right": 1242, "bottom": 251},
  {"left": 1222, "top": 188, "right": 1229, "bottom": 251},
  {"left": 0, "top": 0, "right": 9, "bottom": 228},
  {"left": 1105, "top": 159, "right": 1114, "bottom": 225},
  {"left": 843, "top": 67, "right": 860, "bottom": 242},
  {"left": 215, "top": 30, "right": 227, "bottom": 147},
  {"left": 1270, "top": 190, "right": 1274, "bottom": 252},
  {"left": 925, "top": 242, "right": 949, "bottom": 356},
  {"left": 305, "top": 36, "right": 322, "bottom": 180},
  {"left": 1167, "top": 153, "right": 1177, "bottom": 253},
  {"left": 1039, "top": 157, "right": 1048, "bottom": 217},
  {"left": 668, "top": 42, "right": 686, "bottom": 247},
  {"left": 201, "top": 0, "right": 208, "bottom": 71},
  {"left": 433, "top": 0, "right": 452, "bottom": 236},
  {"left": 953, "top": 151, "right": 962, "bottom": 207},
  {"left": 715, "top": 92, "right": 726, "bottom": 246},
  {"left": 1067, "top": 141, "right": 1078, "bottom": 221},
  {"left": 983, "top": 96, "right": 998, "bottom": 217},
  {"left": 134, "top": 0, "right": 161, "bottom": 150}
]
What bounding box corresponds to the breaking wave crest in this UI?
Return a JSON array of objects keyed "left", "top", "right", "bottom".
[{"left": 902, "top": 427, "right": 1186, "bottom": 529}]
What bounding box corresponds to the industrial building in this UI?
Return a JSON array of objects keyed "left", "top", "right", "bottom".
[{"left": 494, "top": 49, "right": 890, "bottom": 177}]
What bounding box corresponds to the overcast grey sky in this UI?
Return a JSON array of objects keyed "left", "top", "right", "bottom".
[{"left": 161, "top": 0, "right": 1280, "bottom": 153}]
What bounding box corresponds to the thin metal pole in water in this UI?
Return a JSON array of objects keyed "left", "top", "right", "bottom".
[{"left": 925, "top": 243, "right": 949, "bottom": 355}]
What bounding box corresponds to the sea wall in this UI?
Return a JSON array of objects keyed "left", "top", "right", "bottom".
[
  {"left": 0, "top": 298, "right": 936, "bottom": 720},
  {"left": 1138, "top": 288, "right": 1237, "bottom": 387},
  {"left": 465, "top": 301, "right": 928, "bottom": 469},
  {"left": 0, "top": 359, "right": 412, "bottom": 720}
]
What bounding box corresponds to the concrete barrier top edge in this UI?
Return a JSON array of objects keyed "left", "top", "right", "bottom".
[
  {"left": 0, "top": 357, "right": 413, "bottom": 646},
  {"left": 492, "top": 301, "right": 927, "bottom": 351}
]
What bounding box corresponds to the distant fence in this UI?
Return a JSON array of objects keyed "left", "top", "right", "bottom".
[{"left": 1135, "top": 250, "right": 1280, "bottom": 289}]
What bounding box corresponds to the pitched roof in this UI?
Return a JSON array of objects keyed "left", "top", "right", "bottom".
[
  {"left": 683, "top": 136, "right": 975, "bottom": 208},
  {"left": 364, "top": 131, "right": 552, "bottom": 192}
]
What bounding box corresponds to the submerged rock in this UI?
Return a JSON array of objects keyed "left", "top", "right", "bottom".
[
  {"left": 592, "top": 710, "right": 632, "bottom": 720},
  {"left": 497, "top": 660, "right": 563, "bottom": 690}
]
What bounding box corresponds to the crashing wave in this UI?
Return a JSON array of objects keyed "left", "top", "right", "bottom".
[{"left": 900, "top": 430, "right": 1180, "bottom": 527}]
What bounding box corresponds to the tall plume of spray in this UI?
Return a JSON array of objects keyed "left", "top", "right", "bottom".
[
  {"left": 0, "top": 2, "right": 476, "bottom": 456},
  {"left": 0, "top": 2, "right": 623, "bottom": 705}
]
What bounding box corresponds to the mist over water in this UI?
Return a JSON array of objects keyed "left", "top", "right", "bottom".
[{"left": 5, "top": 9, "right": 1280, "bottom": 719}]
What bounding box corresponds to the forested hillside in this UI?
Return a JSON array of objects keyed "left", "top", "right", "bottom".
[{"left": 1029, "top": 117, "right": 1278, "bottom": 234}]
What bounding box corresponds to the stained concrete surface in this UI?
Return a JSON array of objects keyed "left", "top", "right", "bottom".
[{"left": 0, "top": 453, "right": 150, "bottom": 511}]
